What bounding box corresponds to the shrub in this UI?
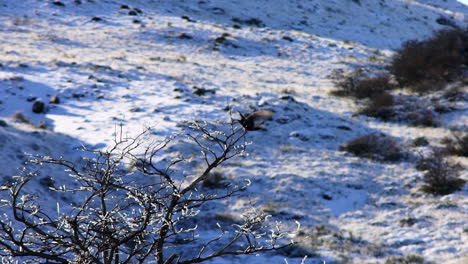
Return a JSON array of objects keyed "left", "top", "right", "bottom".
[
  {"left": 360, "top": 93, "right": 441, "bottom": 127},
  {"left": 416, "top": 150, "right": 465, "bottom": 195},
  {"left": 411, "top": 137, "right": 429, "bottom": 147},
  {"left": 11, "top": 111, "right": 31, "bottom": 123},
  {"left": 359, "top": 92, "right": 396, "bottom": 121},
  {"left": 330, "top": 69, "right": 394, "bottom": 99},
  {"left": 385, "top": 254, "right": 434, "bottom": 264},
  {"left": 390, "top": 27, "right": 468, "bottom": 91},
  {"left": 406, "top": 109, "right": 440, "bottom": 127},
  {"left": 292, "top": 224, "right": 385, "bottom": 259},
  {"left": 442, "top": 131, "right": 468, "bottom": 157},
  {"left": 339, "top": 133, "right": 405, "bottom": 161}
]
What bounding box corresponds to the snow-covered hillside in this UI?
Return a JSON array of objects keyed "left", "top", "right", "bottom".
[{"left": 0, "top": 0, "right": 467, "bottom": 263}]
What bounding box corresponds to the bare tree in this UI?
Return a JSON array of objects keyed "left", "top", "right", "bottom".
[{"left": 0, "top": 119, "right": 294, "bottom": 264}]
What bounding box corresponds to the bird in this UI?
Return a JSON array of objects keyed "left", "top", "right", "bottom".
[{"left": 237, "top": 109, "right": 273, "bottom": 131}]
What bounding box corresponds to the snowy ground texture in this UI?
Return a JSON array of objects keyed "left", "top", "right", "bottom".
[{"left": 1, "top": 0, "right": 467, "bottom": 263}]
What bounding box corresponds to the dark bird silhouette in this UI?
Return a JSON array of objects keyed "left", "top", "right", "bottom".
[{"left": 237, "top": 110, "right": 273, "bottom": 131}]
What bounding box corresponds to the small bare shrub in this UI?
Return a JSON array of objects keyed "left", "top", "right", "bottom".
[
  {"left": 385, "top": 254, "right": 434, "bottom": 264},
  {"left": 442, "top": 131, "right": 468, "bottom": 157},
  {"left": 416, "top": 150, "right": 465, "bottom": 195},
  {"left": 411, "top": 137, "right": 429, "bottom": 147},
  {"left": 406, "top": 110, "right": 439, "bottom": 127},
  {"left": 340, "top": 133, "right": 405, "bottom": 161},
  {"left": 330, "top": 69, "right": 394, "bottom": 99},
  {"left": 390, "top": 27, "right": 468, "bottom": 92},
  {"left": 292, "top": 224, "right": 386, "bottom": 260},
  {"left": 11, "top": 111, "right": 31, "bottom": 123},
  {"left": 361, "top": 94, "right": 441, "bottom": 127},
  {"left": 359, "top": 92, "right": 395, "bottom": 121}
]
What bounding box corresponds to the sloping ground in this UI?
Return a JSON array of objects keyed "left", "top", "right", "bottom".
[{"left": 0, "top": 0, "right": 467, "bottom": 263}]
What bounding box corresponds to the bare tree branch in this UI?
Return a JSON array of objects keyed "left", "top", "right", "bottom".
[{"left": 0, "top": 119, "right": 295, "bottom": 264}]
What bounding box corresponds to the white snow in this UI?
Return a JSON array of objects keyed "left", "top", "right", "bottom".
[{"left": 0, "top": 0, "right": 467, "bottom": 263}]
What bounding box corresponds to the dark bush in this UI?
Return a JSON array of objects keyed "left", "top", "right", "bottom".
[
  {"left": 360, "top": 93, "right": 441, "bottom": 127},
  {"left": 390, "top": 27, "right": 468, "bottom": 92},
  {"left": 359, "top": 92, "right": 396, "bottom": 121},
  {"left": 406, "top": 109, "right": 440, "bottom": 127},
  {"left": 411, "top": 137, "right": 429, "bottom": 147},
  {"left": 416, "top": 150, "right": 465, "bottom": 195},
  {"left": 442, "top": 132, "right": 468, "bottom": 157},
  {"left": 330, "top": 69, "right": 394, "bottom": 99},
  {"left": 385, "top": 254, "right": 433, "bottom": 264},
  {"left": 340, "top": 133, "right": 405, "bottom": 161}
]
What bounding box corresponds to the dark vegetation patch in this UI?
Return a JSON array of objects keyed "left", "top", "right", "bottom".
[
  {"left": 231, "top": 17, "right": 264, "bottom": 27},
  {"left": 389, "top": 27, "right": 468, "bottom": 93},
  {"left": 411, "top": 137, "right": 429, "bottom": 147},
  {"left": 441, "top": 131, "right": 468, "bottom": 157},
  {"left": 385, "top": 254, "right": 434, "bottom": 264},
  {"left": 416, "top": 149, "right": 465, "bottom": 195},
  {"left": 331, "top": 28, "right": 468, "bottom": 127},
  {"left": 340, "top": 133, "right": 405, "bottom": 162},
  {"left": 284, "top": 224, "right": 387, "bottom": 260},
  {"left": 330, "top": 69, "right": 395, "bottom": 99},
  {"left": 358, "top": 92, "right": 396, "bottom": 121}
]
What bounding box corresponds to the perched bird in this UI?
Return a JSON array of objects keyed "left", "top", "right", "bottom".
[{"left": 237, "top": 109, "right": 273, "bottom": 131}]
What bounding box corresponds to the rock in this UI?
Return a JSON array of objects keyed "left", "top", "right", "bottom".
[
  {"left": 179, "top": 33, "right": 193, "bottom": 39},
  {"left": 279, "top": 95, "right": 296, "bottom": 102},
  {"left": 27, "top": 96, "right": 37, "bottom": 102},
  {"left": 211, "top": 7, "right": 225, "bottom": 15},
  {"left": 436, "top": 16, "right": 457, "bottom": 28},
  {"left": 32, "top": 101, "right": 45, "bottom": 113},
  {"left": 0, "top": 119, "right": 8, "bottom": 127},
  {"left": 232, "top": 17, "right": 264, "bottom": 27},
  {"left": 181, "top": 15, "right": 196, "bottom": 22},
  {"left": 49, "top": 95, "right": 60, "bottom": 104},
  {"left": 72, "top": 93, "right": 85, "bottom": 99},
  {"left": 52, "top": 1, "right": 65, "bottom": 7},
  {"left": 129, "top": 107, "right": 144, "bottom": 112},
  {"left": 193, "top": 87, "right": 216, "bottom": 96},
  {"left": 289, "top": 131, "right": 309, "bottom": 141},
  {"left": 336, "top": 125, "right": 351, "bottom": 131},
  {"left": 133, "top": 8, "right": 143, "bottom": 14}
]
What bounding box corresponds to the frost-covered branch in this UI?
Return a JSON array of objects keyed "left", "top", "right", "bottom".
[{"left": 0, "top": 119, "right": 294, "bottom": 264}]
